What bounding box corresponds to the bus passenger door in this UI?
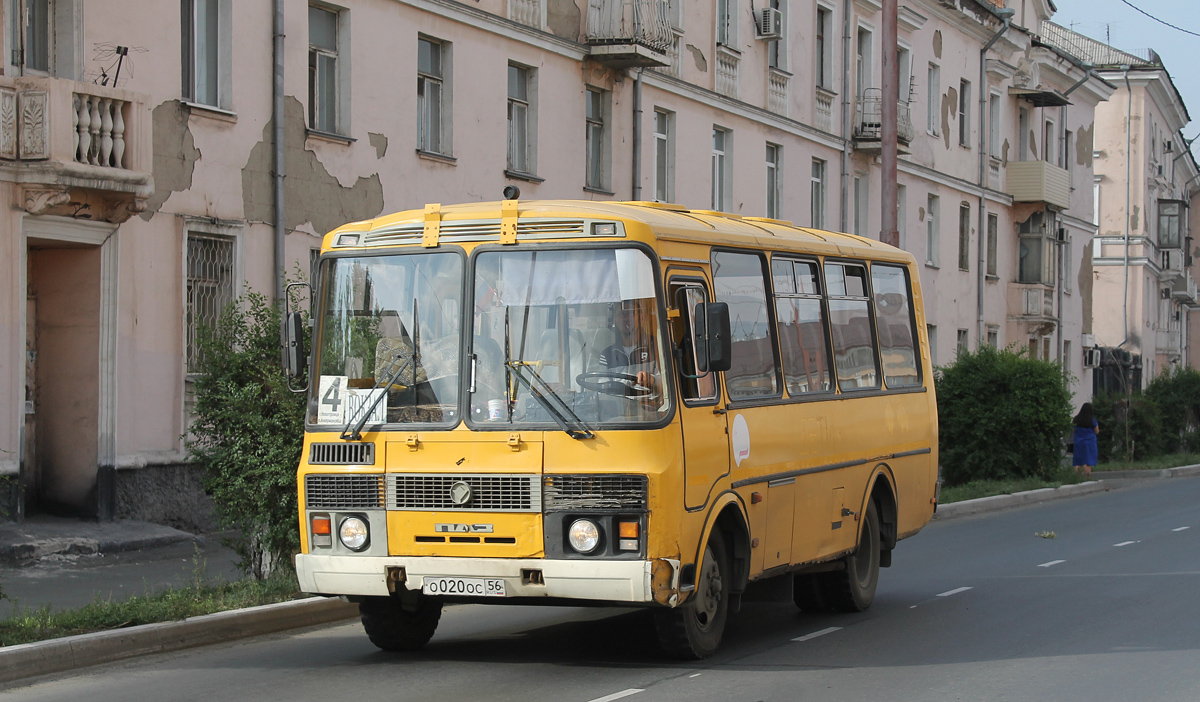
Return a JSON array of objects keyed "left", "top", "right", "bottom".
[{"left": 668, "top": 278, "right": 729, "bottom": 510}]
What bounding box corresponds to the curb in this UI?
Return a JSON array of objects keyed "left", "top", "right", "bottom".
[
  {"left": 0, "top": 597, "right": 359, "bottom": 685},
  {"left": 0, "top": 533, "right": 197, "bottom": 567},
  {"left": 934, "top": 480, "right": 1108, "bottom": 520},
  {"left": 1092, "top": 464, "right": 1200, "bottom": 480}
]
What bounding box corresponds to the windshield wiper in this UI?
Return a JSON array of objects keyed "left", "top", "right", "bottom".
[
  {"left": 505, "top": 361, "right": 594, "bottom": 440},
  {"left": 340, "top": 352, "right": 413, "bottom": 441}
]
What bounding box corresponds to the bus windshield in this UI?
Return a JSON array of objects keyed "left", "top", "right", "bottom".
[
  {"left": 470, "top": 248, "right": 670, "bottom": 427},
  {"left": 312, "top": 252, "right": 463, "bottom": 427}
]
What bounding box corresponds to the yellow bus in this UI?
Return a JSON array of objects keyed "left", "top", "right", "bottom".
[{"left": 287, "top": 198, "right": 938, "bottom": 658}]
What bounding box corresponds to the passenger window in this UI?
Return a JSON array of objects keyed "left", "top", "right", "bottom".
[
  {"left": 713, "top": 252, "right": 780, "bottom": 399},
  {"left": 669, "top": 281, "right": 719, "bottom": 403},
  {"left": 772, "top": 258, "right": 832, "bottom": 394},
  {"left": 871, "top": 264, "right": 921, "bottom": 387},
  {"left": 824, "top": 262, "right": 880, "bottom": 390}
]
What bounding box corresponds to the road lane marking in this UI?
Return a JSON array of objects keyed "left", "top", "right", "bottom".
[
  {"left": 937, "top": 587, "right": 973, "bottom": 597},
  {"left": 1113, "top": 541, "right": 1139, "bottom": 547},
  {"left": 1038, "top": 560, "right": 1066, "bottom": 568},
  {"left": 1173, "top": 527, "right": 1190, "bottom": 532},
  {"left": 588, "top": 690, "right": 644, "bottom": 702},
  {"left": 792, "top": 626, "right": 843, "bottom": 642},
  {"left": 689, "top": 673, "right": 702, "bottom": 678}
]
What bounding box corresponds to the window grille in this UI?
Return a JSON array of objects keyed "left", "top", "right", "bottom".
[{"left": 186, "top": 233, "right": 235, "bottom": 373}]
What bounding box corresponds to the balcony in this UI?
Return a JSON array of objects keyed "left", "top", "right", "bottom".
[
  {"left": 853, "top": 89, "right": 914, "bottom": 152},
  {"left": 1006, "top": 160, "right": 1070, "bottom": 210},
  {"left": 586, "top": 0, "right": 672, "bottom": 68},
  {"left": 0, "top": 76, "right": 151, "bottom": 222},
  {"left": 1170, "top": 271, "right": 1198, "bottom": 303},
  {"left": 1156, "top": 329, "right": 1181, "bottom": 355},
  {"left": 1008, "top": 284, "right": 1056, "bottom": 326}
]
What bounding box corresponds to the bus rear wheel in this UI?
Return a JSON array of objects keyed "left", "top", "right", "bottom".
[
  {"left": 654, "top": 533, "right": 731, "bottom": 659},
  {"left": 823, "top": 498, "right": 880, "bottom": 612},
  {"left": 359, "top": 593, "right": 443, "bottom": 651}
]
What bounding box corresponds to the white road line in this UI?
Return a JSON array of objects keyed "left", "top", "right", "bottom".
[
  {"left": 1113, "top": 541, "right": 1138, "bottom": 547},
  {"left": 1038, "top": 560, "right": 1066, "bottom": 568},
  {"left": 792, "top": 626, "right": 843, "bottom": 642},
  {"left": 689, "top": 674, "right": 702, "bottom": 678},
  {"left": 1173, "top": 526, "right": 1190, "bottom": 532},
  {"left": 588, "top": 690, "right": 644, "bottom": 702},
  {"left": 937, "top": 587, "right": 973, "bottom": 597}
]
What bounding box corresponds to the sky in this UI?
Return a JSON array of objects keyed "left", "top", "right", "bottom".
[{"left": 1050, "top": 0, "right": 1200, "bottom": 155}]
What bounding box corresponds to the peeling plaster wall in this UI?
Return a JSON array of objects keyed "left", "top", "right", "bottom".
[
  {"left": 141, "top": 100, "right": 201, "bottom": 219},
  {"left": 242, "top": 97, "right": 384, "bottom": 237},
  {"left": 547, "top": 0, "right": 582, "bottom": 40}
]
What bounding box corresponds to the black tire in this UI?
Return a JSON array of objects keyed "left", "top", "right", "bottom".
[
  {"left": 359, "top": 594, "right": 443, "bottom": 652},
  {"left": 821, "top": 498, "right": 881, "bottom": 612},
  {"left": 655, "top": 533, "right": 731, "bottom": 659},
  {"left": 792, "top": 572, "right": 832, "bottom": 612}
]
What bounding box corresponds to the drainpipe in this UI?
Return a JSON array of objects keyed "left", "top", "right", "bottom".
[
  {"left": 976, "top": 8, "right": 1014, "bottom": 347},
  {"left": 632, "top": 68, "right": 643, "bottom": 201},
  {"left": 840, "top": 0, "right": 852, "bottom": 232},
  {"left": 273, "top": 0, "right": 286, "bottom": 305},
  {"left": 1120, "top": 67, "right": 1132, "bottom": 349}
]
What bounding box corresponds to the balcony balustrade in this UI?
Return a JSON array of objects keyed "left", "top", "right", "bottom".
[
  {"left": 586, "top": 0, "right": 672, "bottom": 67},
  {"left": 0, "top": 76, "right": 151, "bottom": 222},
  {"left": 853, "top": 89, "right": 914, "bottom": 150},
  {"left": 715, "top": 47, "right": 739, "bottom": 99},
  {"left": 509, "top": 0, "right": 544, "bottom": 29},
  {"left": 814, "top": 87, "right": 835, "bottom": 132},
  {"left": 1006, "top": 160, "right": 1070, "bottom": 210},
  {"left": 1156, "top": 329, "right": 1181, "bottom": 355},
  {"left": 768, "top": 69, "right": 789, "bottom": 116}
]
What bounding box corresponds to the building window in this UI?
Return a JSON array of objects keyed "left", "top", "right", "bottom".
[
  {"left": 507, "top": 63, "right": 536, "bottom": 175},
  {"left": 9, "top": 0, "right": 49, "bottom": 72},
  {"left": 765, "top": 143, "right": 781, "bottom": 219},
  {"left": 988, "top": 93, "right": 1001, "bottom": 157},
  {"left": 585, "top": 87, "right": 610, "bottom": 190},
  {"left": 716, "top": 0, "right": 736, "bottom": 47},
  {"left": 958, "top": 202, "right": 971, "bottom": 271},
  {"left": 811, "top": 158, "right": 826, "bottom": 229},
  {"left": 854, "top": 175, "right": 869, "bottom": 237},
  {"left": 186, "top": 232, "right": 237, "bottom": 374},
  {"left": 1063, "top": 129, "right": 1073, "bottom": 174},
  {"left": 926, "top": 63, "right": 940, "bottom": 135},
  {"left": 768, "top": 0, "right": 787, "bottom": 70},
  {"left": 816, "top": 6, "right": 832, "bottom": 89},
  {"left": 987, "top": 325, "right": 998, "bottom": 349},
  {"left": 1043, "top": 118, "right": 1057, "bottom": 164},
  {"left": 956, "top": 328, "right": 969, "bottom": 355},
  {"left": 927, "top": 324, "right": 937, "bottom": 366},
  {"left": 712, "top": 126, "right": 731, "bottom": 211},
  {"left": 308, "top": 4, "right": 341, "bottom": 134},
  {"left": 986, "top": 212, "right": 998, "bottom": 277},
  {"left": 1018, "top": 107, "right": 1029, "bottom": 160},
  {"left": 926, "top": 194, "right": 939, "bottom": 266},
  {"left": 1062, "top": 340, "right": 1071, "bottom": 371},
  {"left": 856, "top": 27, "right": 873, "bottom": 98},
  {"left": 182, "top": 0, "right": 230, "bottom": 108},
  {"left": 417, "top": 37, "right": 449, "bottom": 155},
  {"left": 653, "top": 109, "right": 674, "bottom": 202},
  {"left": 958, "top": 79, "right": 970, "bottom": 147},
  {"left": 1018, "top": 211, "right": 1055, "bottom": 285},
  {"left": 1158, "top": 200, "right": 1184, "bottom": 248}
]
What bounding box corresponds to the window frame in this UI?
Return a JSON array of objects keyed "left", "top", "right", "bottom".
[
  {"left": 926, "top": 63, "right": 940, "bottom": 136},
  {"left": 308, "top": 3, "right": 349, "bottom": 136},
  {"left": 815, "top": 5, "right": 833, "bottom": 90},
  {"left": 770, "top": 255, "right": 835, "bottom": 397},
  {"left": 986, "top": 211, "right": 998, "bottom": 277},
  {"left": 810, "top": 158, "right": 826, "bottom": 229},
  {"left": 870, "top": 262, "right": 923, "bottom": 388},
  {"left": 958, "top": 202, "right": 971, "bottom": 271},
  {"left": 184, "top": 220, "right": 244, "bottom": 377},
  {"left": 925, "top": 194, "right": 940, "bottom": 267},
  {"left": 584, "top": 86, "right": 611, "bottom": 192},
  {"left": 958, "top": 78, "right": 971, "bottom": 147},
  {"left": 711, "top": 248, "right": 783, "bottom": 402},
  {"left": 182, "top": 0, "right": 232, "bottom": 110},
  {"left": 653, "top": 108, "right": 676, "bottom": 203},
  {"left": 716, "top": 0, "right": 737, "bottom": 47},
  {"left": 712, "top": 126, "right": 732, "bottom": 212},
  {"left": 417, "top": 35, "right": 451, "bottom": 157},
  {"left": 824, "top": 259, "right": 881, "bottom": 392},
  {"left": 506, "top": 62, "right": 538, "bottom": 177},
  {"left": 667, "top": 273, "right": 722, "bottom": 406},
  {"left": 765, "top": 143, "right": 781, "bottom": 220}
]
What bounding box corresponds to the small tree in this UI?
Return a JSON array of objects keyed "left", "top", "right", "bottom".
[
  {"left": 186, "top": 291, "right": 306, "bottom": 579},
  {"left": 1145, "top": 366, "right": 1200, "bottom": 454},
  {"left": 936, "top": 346, "right": 1072, "bottom": 486}
]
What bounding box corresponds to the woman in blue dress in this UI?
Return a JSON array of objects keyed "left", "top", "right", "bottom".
[{"left": 1072, "top": 403, "right": 1099, "bottom": 478}]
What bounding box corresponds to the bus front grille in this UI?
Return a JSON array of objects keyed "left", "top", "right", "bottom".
[
  {"left": 309, "top": 442, "right": 375, "bottom": 465},
  {"left": 542, "top": 474, "right": 648, "bottom": 512},
  {"left": 387, "top": 474, "right": 541, "bottom": 512},
  {"left": 305, "top": 474, "right": 386, "bottom": 509}
]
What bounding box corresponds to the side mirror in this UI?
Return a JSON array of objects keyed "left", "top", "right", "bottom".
[
  {"left": 282, "top": 311, "right": 306, "bottom": 380},
  {"left": 693, "top": 302, "right": 732, "bottom": 373}
]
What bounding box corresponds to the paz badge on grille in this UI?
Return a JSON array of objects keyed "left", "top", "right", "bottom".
[{"left": 449, "top": 481, "right": 473, "bottom": 506}]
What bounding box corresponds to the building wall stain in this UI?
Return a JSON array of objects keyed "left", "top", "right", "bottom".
[
  {"left": 242, "top": 96, "right": 384, "bottom": 236},
  {"left": 547, "top": 0, "right": 582, "bottom": 40},
  {"left": 141, "top": 100, "right": 201, "bottom": 220},
  {"left": 942, "top": 86, "right": 956, "bottom": 150},
  {"left": 933, "top": 30, "right": 942, "bottom": 60},
  {"left": 686, "top": 44, "right": 708, "bottom": 72},
  {"left": 368, "top": 132, "right": 388, "bottom": 159},
  {"left": 1080, "top": 240, "right": 1094, "bottom": 334},
  {"left": 1076, "top": 122, "right": 1094, "bottom": 167}
]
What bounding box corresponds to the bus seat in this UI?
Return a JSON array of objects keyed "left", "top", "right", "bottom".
[{"left": 533, "top": 328, "right": 586, "bottom": 388}]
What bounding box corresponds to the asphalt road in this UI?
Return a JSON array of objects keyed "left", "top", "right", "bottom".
[{"left": 5, "top": 477, "right": 1199, "bottom": 701}]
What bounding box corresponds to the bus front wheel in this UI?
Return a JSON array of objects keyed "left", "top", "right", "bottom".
[
  {"left": 654, "top": 533, "right": 731, "bottom": 659},
  {"left": 359, "top": 593, "right": 443, "bottom": 651}
]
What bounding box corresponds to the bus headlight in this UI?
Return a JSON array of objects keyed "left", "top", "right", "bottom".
[
  {"left": 339, "top": 516, "right": 370, "bottom": 551},
  {"left": 567, "top": 519, "right": 601, "bottom": 554}
]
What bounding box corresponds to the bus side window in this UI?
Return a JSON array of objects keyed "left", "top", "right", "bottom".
[
  {"left": 772, "top": 257, "right": 833, "bottom": 395},
  {"left": 670, "top": 282, "right": 719, "bottom": 403},
  {"left": 870, "top": 263, "right": 921, "bottom": 387},
  {"left": 713, "top": 251, "right": 782, "bottom": 399},
  {"left": 824, "top": 261, "right": 881, "bottom": 390}
]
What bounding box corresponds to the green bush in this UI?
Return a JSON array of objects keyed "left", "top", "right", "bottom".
[
  {"left": 936, "top": 346, "right": 1072, "bottom": 486},
  {"left": 1145, "top": 366, "right": 1200, "bottom": 453},
  {"left": 1091, "top": 391, "right": 1163, "bottom": 462},
  {"left": 185, "top": 291, "right": 306, "bottom": 579}
]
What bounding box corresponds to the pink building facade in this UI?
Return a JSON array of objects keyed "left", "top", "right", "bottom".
[{"left": 0, "top": 0, "right": 1110, "bottom": 523}]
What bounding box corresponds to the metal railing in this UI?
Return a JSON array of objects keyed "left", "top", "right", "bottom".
[
  {"left": 586, "top": 0, "right": 673, "bottom": 53},
  {"left": 854, "top": 89, "right": 915, "bottom": 143}
]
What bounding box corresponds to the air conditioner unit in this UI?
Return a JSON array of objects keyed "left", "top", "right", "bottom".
[
  {"left": 755, "top": 7, "right": 783, "bottom": 40},
  {"left": 1083, "top": 348, "right": 1102, "bottom": 368}
]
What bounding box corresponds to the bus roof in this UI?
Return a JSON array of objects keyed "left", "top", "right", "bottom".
[{"left": 322, "top": 200, "right": 915, "bottom": 265}]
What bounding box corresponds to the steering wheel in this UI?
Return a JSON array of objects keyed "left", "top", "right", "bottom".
[{"left": 576, "top": 371, "right": 654, "bottom": 399}]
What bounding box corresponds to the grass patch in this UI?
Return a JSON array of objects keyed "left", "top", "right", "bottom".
[
  {"left": 0, "top": 571, "right": 306, "bottom": 647},
  {"left": 939, "top": 468, "right": 1084, "bottom": 505},
  {"left": 1095, "top": 453, "right": 1200, "bottom": 472}
]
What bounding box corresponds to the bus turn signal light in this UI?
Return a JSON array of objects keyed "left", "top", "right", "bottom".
[
  {"left": 312, "top": 516, "right": 331, "bottom": 535},
  {"left": 618, "top": 521, "right": 639, "bottom": 539}
]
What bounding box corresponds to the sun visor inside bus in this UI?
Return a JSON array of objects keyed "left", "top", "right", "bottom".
[{"left": 499, "top": 249, "right": 654, "bottom": 306}]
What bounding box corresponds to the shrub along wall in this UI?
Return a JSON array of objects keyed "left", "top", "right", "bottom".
[
  {"left": 1092, "top": 367, "right": 1200, "bottom": 462},
  {"left": 936, "top": 346, "right": 1072, "bottom": 487}
]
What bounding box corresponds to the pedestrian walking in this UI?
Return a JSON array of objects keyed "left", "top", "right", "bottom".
[{"left": 1072, "top": 402, "right": 1099, "bottom": 479}]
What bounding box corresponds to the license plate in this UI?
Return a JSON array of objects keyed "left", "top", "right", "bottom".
[{"left": 421, "top": 577, "right": 507, "bottom": 597}]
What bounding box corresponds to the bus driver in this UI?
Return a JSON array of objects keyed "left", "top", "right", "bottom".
[{"left": 596, "top": 300, "right": 659, "bottom": 397}]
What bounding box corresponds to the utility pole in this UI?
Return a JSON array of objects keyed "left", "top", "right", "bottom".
[{"left": 880, "top": 0, "right": 899, "bottom": 247}]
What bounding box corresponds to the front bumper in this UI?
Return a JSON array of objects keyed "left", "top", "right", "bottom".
[{"left": 295, "top": 553, "right": 665, "bottom": 603}]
